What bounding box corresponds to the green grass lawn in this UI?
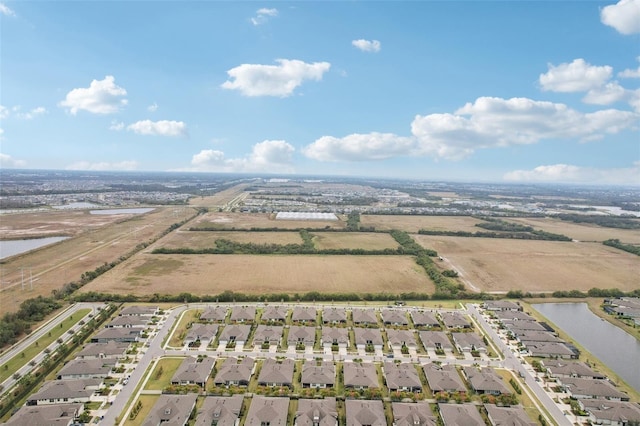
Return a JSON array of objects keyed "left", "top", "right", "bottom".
[
  {"left": 0, "top": 308, "right": 91, "bottom": 383},
  {"left": 144, "top": 357, "right": 185, "bottom": 391},
  {"left": 123, "top": 394, "right": 159, "bottom": 426},
  {"left": 168, "top": 309, "right": 202, "bottom": 348}
]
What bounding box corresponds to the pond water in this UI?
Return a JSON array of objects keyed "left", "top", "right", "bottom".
[
  {"left": 533, "top": 302, "right": 640, "bottom": 391},
  {"left": 0, "top": 236, "right": 70, "bottom": 260},
  {"left": 90, "top": 208, "right": 155, "bottom": 215},
  {"left": 52, "top": 202, "right": 100, "bottom": 209}
]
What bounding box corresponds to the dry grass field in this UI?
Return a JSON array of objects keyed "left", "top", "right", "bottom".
[
  {"left": 156, "top": 230, "right": 303, "bottom": 250},
  {"left": 188, "top": 184, "right": 250, "bottom": 208},
  {"left": 360, "top": 215, "right": 485, "bottom": 233},
  {"left": 80, "top": 254, "right": 434, "bottom": 296},
  {"left": 191, "top": 212, "right": 346, "bottom": 230},
  {"left": 507, "top": 217, "right": 640, "bottom": 243},
  {"left": 312, "top": 232, "right": 399, "bottom": 250},
  {"left": 413, "top": 235, "right": 639, "bottom": 293}
]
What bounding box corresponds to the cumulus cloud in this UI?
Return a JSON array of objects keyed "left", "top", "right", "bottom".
[
  {"left": 619, "top": 57, "right": 640, "bottom": 78},
  {"left": 109, "top": 120, "right": 125, "bottom": 131},
  {"left": 583, "top": 82, "right": 628, "bottom": 105},
  {"left": 221, "top": 59, "right": 331, "bottom": 97},
  {"left": 59, "top": 76, "right": 128, "bottom": 115},
  {"left": 601, "top": 0, "right": 640, "bottom": 35},
  {"left": 66, "top": 160, "right": 138, "bottom": 171},
  {"left": 0, "top": 2, "right": 15, "bottom": 16},
  {"left": 251, "top": 7, "right": 278, "bottom": 25},
  {"left": 147, "top": 102, "right": 158, "bottom": 112},
  {"left": 504, "top": 163, "right": 640, "bottom": 185},
  {"left": 352, "top": 39, "right": 381, "bottom": 53},
  {"left": 127, "top": 120, "right": 188, "bottom": 137},
  {"left": 303, "top": 133, "right": 416, "bottom": 162},
  {"left": 0, "top": 153, "right": 26, "bottom": 168},
  {"left": 1, "top": 105, "right": 48, "bottom": 120},
  {"left": 539, "top": 59, "right": 612, "bottom": 92},
  {"left": 191, "top": 140, "right": 295, "bottom": 172}
]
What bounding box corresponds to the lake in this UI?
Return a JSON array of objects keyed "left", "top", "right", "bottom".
[
  {"left": 90, "top": 208, "right": 155, "bottom": 215},
  {"left": 0, "top": 236, "right": 70, "bottom": 260}
]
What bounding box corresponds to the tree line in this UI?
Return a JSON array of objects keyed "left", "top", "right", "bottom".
[{"left": 603, "top": 239, "right": 640, "bottom": 256}]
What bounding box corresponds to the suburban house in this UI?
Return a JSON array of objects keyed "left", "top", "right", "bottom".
[
  {"left": 494, "top": 310, "right": 536, "bottom": 322},
  {"left": 261, "top": 306, "right": 288, "bottom": 323},
  {"left": 343, "top": 362, "right": 379, "bottom": 390},
  {"left": 194, "top": 395, "right": 244, "bottom": 426},
  {"left": 383, "top": 362, "right": 422, "bottom": 393},
  {"left": 439, "top": 312, "right": 472, "bottom": 329},
  {"left": 579, "top": 398, "right": 640, "bottom": 426},
  {"left": 76, "top": 341, "right": 129, "bottom": 360},
  {"left": 105, "top": 315, "right": 149, "bottom": 328},
  {"left": 515, "top": 330, "right": 564, "bottom": 344},
  {"left": 484, "top": 404, "right": 536, "bottom": 426},
  {"left": 142, "top": 393, "right": 197, "bottom": 426},
  {"left": 287, "top": 326, "right": 316, "bottom": 347},
  {"left": 257, "top": 358, "right": 295, "bottom": 388},
  {"left": 170, "top": 356, "right": 216, "bottom": 387},
  {"left": 295, "top": 398, "right": 338, "bottom": 426},
  {"left": 253, "top": 325, "right": 284, "bottom": 347},
  {"left": 501, "top": 320, "right": 549, "bottom": 333},
  {"left": 321, "top": 327, "right": 350, "bottom": 349},
  {"left": 418, "top": 331, "right": 454, "bottom": 353},
  {"left": 120, "top": 305, "right": 159, "bottom": 316},
  {"left": 322, "top": 307, "right": 347, "bottom": 324},
  {"left": 213, "top": 357, "right": 255, "bottom": 387},
  {"left": 301, "top": 361, "right": 335, "bottom": 388},
  {"left": 345, "top": 399, "right": 386, "bottom": 426},
  {"left": 543, "top": 360, "right": 606, "bottom": 379},
  {"left": 184, "top": 324, "right": 218, "bottom": 346},
  {"left": 410, "top": 311, "right": 440, "bottom": 328},
  {"left": 462, "top": 367, "right": 511, "bottom": 395},
  {"left": 423, "top": 363, "right": 466, "bottom": 393},
  {"left": 244, "top": 396, "right": 290, "bottom": 426},
  {"left": 292, "top": 306, "right": 317, "bottom": 324},
  {"left": 381, "top": 309, "right": 408, "bottom": 326},
  {"left": 218, "top": 324, "right": 251, "bottom": 347},
  {"left": 451, "top": 332, "right": 487, "bottom": 353},
  {"left": 91, "top": 327, "right": 141, "bottom": 343},
  {"left": 5, "top": 403, "right": 84, "bottom": 426},
  {"left": 603, "top": 297, "right": 640, "bottom": 320},
  {"left": 438, "top": 403, "right": 484, "bottom": 426},
  {"left": 392, "top": 402, "right": 436, "bottom": 426},
  {"left": 57, "top": 358, "right": 116, "bottom": 380},
  {"left": 354, "top": 328, "right": 383, "bottom": 351},
  {"left": 483, "top": 301, "right": 522, "bottom": 311},
  {"left": 558, "top": 377, "right": 630, "bottom": 401},
  {"left": 524, "top": 342, "right": 578, "bottom": 359},
  {"left": 352, "top": 309, "right": 378, "bottom": 326},
  {"left": 200, "top": 306, "right": 228, "bottom": 322},
  {"left": 27, "top": 379, "right": 101, "bottom": 405},
  {"left": 387, "top": 329, "right": 417, "bottom": 350},
  {"left": 230, "top": 306, "right": 256, "bottom": 323}
]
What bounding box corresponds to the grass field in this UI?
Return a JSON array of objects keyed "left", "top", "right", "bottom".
[
  {"left": 168, "top": 309, "right": 202, "bottom": 347},
  {"left": 508, "top": 217, "right": 640, "bottom": 243},
  {"left": 80, "top": 254, "right": 435, "bottom": 296},
  {"left": 360, "top": 215, "right": 486, "bottom": 233},
  {"left": 312, "top": 232, "right": 399, "bottom": 250},
  {"left": 144, "top": 357, "right": 185, "bottom": 390},
  {"left": 413, "top": 235, "right": 639, "bottom": 292},
  {"left": 190, "top": 212, "right": 346, "bottom": 230},
  {"left": 123, "top": 394, "right": 159, "bottom": 426},
  {"left": 157, "top": 230, "right": 303, "bottom": 250}
]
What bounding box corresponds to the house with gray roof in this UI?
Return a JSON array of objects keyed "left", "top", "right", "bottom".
[
  {"left": 354, "top": 328, "right": 383, "bottom": 351},
  {"left": 438, "top": 403, "right": 484, "bottom": 426},
  {"left": 171, "top": 357, "right": 216, "bottom": 387},
  {"left": 200, "top": 306, "right": 228, "bottom": 322},
  {"left": 258, "top": 358, "right": 295, "bottom": 388},
  {"left": 386, "top": 329, "right": 417, "bottom": 350},
  {"left": 295, "top": 398, "right": 338, "bottom": 426},
  {"left": 106, "top": 315, "right": 149, "bottom": 328},
  {"left": 502, "top": 320, "right": 548, "bottom": 332},
  {"left": 494, "top": 310, "right": 536, "bottom": 322},
  {"left": 383, "top": 362, "right": 422, "bottom": 393},
  {"left": 27, "top": 379, "right": 102, "bottom": 405},
  {"left": 418, "top": 331, "right": 453, "bottom": 353},
  {"left": 392, "top": 402, "right": 436, "bottom": 426},
  {"left": 483, "top": 300, "right": 522, "bottom": 311},
  {"left": 213, "top": 357, "right": 255, "bottom": 387},
  {"left": 381, "top": 309, "right": 408, "bottom": 326},
  {"left": 91, "top": 327, "right": 141, "bottom": 343},
  {"left": 439, "top": 311, "right": 471, "bottom": 329},
  {"left": 543, "top": 360, "right": 605, "bottom": 379},
  {"left": 230, "top": 306, "right": 256, "bottom": 323},
  {"left": 525, "top": 342, "right": 577, "bottom": 359},
  {"left": 579, "top": 398, "right": 640, "bottom": 426},
  {"left": 194, "top": 395, "right": 244, "bottom": 426},
  {"left": 245, "top": 396, "right": 289, "bottom": 426},
  {"left": 4, "top": 403, "right": 83, "bottom": 426},
  {"left": 287, "top": 326, "right": 316, "bottom": 347},
  {"left": 346, "top": 399, "right": 386, "bottom": 426},
  {"left": 253, "top": 325, "right": 284, "bottom": 347},
  {"left": 515, "top": 331, "right": 563, "bottom": 344},
  {"left": 76, "top": 341, "right": 128, "bottom": 360},
  {"left": 301, "top": 361, "right": 335, "bottom": 388},
  {"left": 142, "top": 393, "right": 197, "bottom": 426},
  {"left": 218, "top": 324, "right": 251, "bottom": 346},
  {"left": 184, "top": 324, "right": 218, "bottom": 346},
  {"left": 462, "top": 367, "right": 511, "bottom": 395},
  {"left": 410, "top": 311, "right": 440, "bottom": 328},
  {"left": 485, "top": 404, "right": 536, "bottom": 426},
  {"left": 559, "top": 377, "right": 629, "bottom": 401},
  {"left": 343, "top": 362, "right": 378, "bottom": 389},
  {"left": 322, "top": 307, "right": 347, "bottom": 324},
  {"left": 423, "top": 363, "right": 466, "bottom": 393},
  {"left": 292, "top": 306, "right": 317, "bottom": 323},
  {"left": 57, "top": 358, "right": 115, "bottom": 380},
  {"left": 261, "top": 306, "right": 288, "bottom": 323},
  {"left": 120, "top": 305, "right": 159, "bottom": 316},
  {"left": 451, "top": 332, "right": 487, "bottom": 353},
  {"left": 321, "top": 327, "right": 349, "bottom": 349},
  {"left": 352, "top": 309, "right": 377, "bottom": 325}
]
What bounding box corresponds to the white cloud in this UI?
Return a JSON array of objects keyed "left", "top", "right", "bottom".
[
  {"left": 251, "top": 8, "right": 278, "bottom": 25},
  {"left": 0, "top": 105, "right": 9, "bottom": 119},
  {"left": 601, "top": 0, "right": 640, "bottom": 35},
  {"left": 221, "top": 59, "right": 331, "bottom": 97},
  {"left": 147, "top": 102, "right": 158, "bottom": 112},
  {"left": 15, "top": 106, "right": 47, "bottom": 120},
  {"left": 191, "top": 140, "right": 295, "bottom": 172},
  {"left": 539, "top": 59, "right": 612, "bottom": 92},
  {"left": 303, "top": 133, "right": 416, "bottom": 162},
  {"left": 65, "top": 160, "right": 138, "bottom": 171},
  {"left": 109, "top": 120, "right": 125, "bottom": 131},
  {"left": 127, "top": 120, "right": 188, "bottom": 137},
  {"left": 504, "top": 163, "right": 640, "bottom": 185},
  {"left": 352, "top": 39, "right": 381, "bottom": 53},
  {"left": 0, "top": 2, "right": 15, "bottom": 16},
  {"left": 0, "top": 153, "right": 26, "bottom": 168},
  {"left": 59, "top": 76, "right": 128, "bottom": 115},
  {"left": 583, "top": 82, "right": 628, "bottom": 105},
  {"left": 619, "top": 57, "right": 640, "bottom": 78}
]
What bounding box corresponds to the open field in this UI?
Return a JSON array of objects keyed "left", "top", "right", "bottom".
[
  {"left": 312, "top": 232, "right": 399, "bottom": 250},
  {"left": 508, "top": 217, "right": 640, "bottom": 243},
  {"left": 0, "top": 207, "right": 197, "bottom": 314},
  {"left": 188, "top": 183, "right": 251, "bottom": 208},
  {"left": 157, "top": 230, "right": 303, "bottom": 250},
  {"left": 190, "top": 211, "right": 346, "bottom": 230},
  {"left": 144, "top": 357, "right": 185, "bottom": 390},
  {"left": 413, "top": 235, "right": 639, "bottom": 292},
  {"left": 80, "top": 254, "right": 435, "bottom": 296},
  {"left": 360, "top": 215, "right": 486, "bottom": 233}
]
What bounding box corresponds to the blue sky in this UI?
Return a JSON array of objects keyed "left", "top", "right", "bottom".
[{"left": 1, "top": 0, "right": 639, "bottom": 185}]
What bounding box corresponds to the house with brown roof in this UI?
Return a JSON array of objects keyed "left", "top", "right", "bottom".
[
  {"left": 343, "top": 362, "right": 379, "bottom": 390},
  {"left": 381, "top": 309, "right": 408, "bottom": 326},
  {"left": 253, "top": 325, "right": 284, "bottom": 347},
  {"left": 438, "top": 403, "right": 484, "bottom": 426},
  {"left": 352, "top": 309, "right": 378, "bottom": 326},
  {"left": 558, "top": 377, "right": 629, "bottom": 401},
  {"left": 322, "top": 307, "right": 347, "bottom": 324},
  {"left": 200, "top": 306, "right": 228, "bottom": 322},
  {"left": 543, "top": 360, "right": 605, "bottom": 379},
  {"left": 484, "top": 404, "right": 536, "bottom": 426},
  {"left": 287, "top": 326, "right": 316, "bottom": 347},
  {"left": 245, "top": 396, "right": 290, "bottom": 426},
  {"left": 579, "top": 398, "right": 640, "bottom": 426},
  {"left": 383, "top": 362, "right": 422, "bottom": 393},
  {"left": 57, "top": 358, "right": 116, "bottom": 380},
  {"left": 321, "top": 327, "right": 349, "bottom": 349},
  {"left": 354, "top": 328, "right": 383, "bottom": 351},
  {"left": 261, "top": 306, "right": 288, "bottom": 323},
  {"left": 230, "top": 306, "right": 256, "bottom": 323},
  {"left": 213, "top": 357, "right": 255, "bottom": 387},
  {"left": 142, "top": 393, "right": 197, "bottom": 426},
  {"left": 76, "top": 341, "right": 129, "bottom": 360},
  {"left": 27, "top": 379, "right": 102, "bottom": 405},
  {"left": 451, "top": 332, "right": 487, "bottom": 353},
  {"left": 194, "top": 395, "right": 244, "bottom": 426},
  {"left": 218, "top": 324, "right": 251, "bottom": 346},
  {"left": 295, "top": 398, "right": 338, "bottom": 426},
  {"left": 301, "top": 361, "right": 335, "bottom": 388},
  {"left": 423, "top": 364, "right": 466, "bottom": 393},
  {"left": 386, "top": 329, "right": 417, "bottom": 350},
  {"left": 4, "top": 403, "right": 84, "bottom": 426},
  {"left": 418, "top": 331, "right": 453, "bottom": 353},
  {"left": 184, "top": 324, "right": 218, "bottom": 346},
  {"left": 258, "top": 358, "right": 295, "bottom": 388},
  {"left": 439, "top": 312, "right": 471, "bottom": 329},
  {"left": 410, "top": 311, "right": 440, "bottom": 328},
  {"left": 171, "top": 357, "right": 216, "bottom": 387},
  {"left": 392, "top": 402, "right": 436, "bottom": 426},
  {"left": 292, "top": 306, "right": 317, "bottom": 324},
  {"left": 346, "top": 399, "right": 386, "bottom": 426},
  {"left": 462, "top": 367, "right": 511, "bottom": 395}
]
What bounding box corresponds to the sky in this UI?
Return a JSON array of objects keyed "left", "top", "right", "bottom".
[{"left": 1, "top": 0, "right": 639, "bottom": 185}]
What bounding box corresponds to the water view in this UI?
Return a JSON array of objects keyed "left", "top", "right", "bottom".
[
  {"left": 0, "top": 237, "right": 70, "bottom": 260},
  {"left": 89, "top": 208, "right": 155, "bottom": 215}
]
